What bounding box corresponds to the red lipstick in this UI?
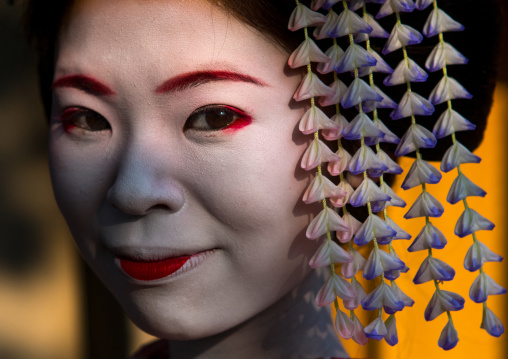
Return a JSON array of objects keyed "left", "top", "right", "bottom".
[{"left": 120, "top": 255, "right": 191, "bottom": 281}]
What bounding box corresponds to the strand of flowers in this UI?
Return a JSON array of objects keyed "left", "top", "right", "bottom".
[
  {"left": 419, "top": 0, "right": 506, "bottom": 340},
  {"left": 288, "top": 0, "right": 359, "bottom": 341},
  {"left": 378, "top": 0, "right": 465, "bottom": 350}
]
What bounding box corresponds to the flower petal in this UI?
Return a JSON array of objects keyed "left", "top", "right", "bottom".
[
  {"left": 401, "top": 158, "right": 442, "bottom": 190},
  {"left": 447, "top": 172, "right": 486, "bottom": 205},
  {"left": 363, "top": 247, "right": 405, "bottom": 280},
  {"left": 464, "top": 240, "right": 503, "bottom": 272},
  {"left": 344, "top": 278, "right": 367, "bottom": 310},
  {"left": 288, "top": 3, "right": 327, "bottom": 31},
  {"left": 341, "top": 78, "right": 383, "bottom": 109},
  {"left": 362, "top": 281, "right": 405, "bottom": 311},
  {"left": 342, "top": 247, "right": 367, "bottom": 278},
  {"left": 383, "top": 249, "right": 409, "bottom": 279},
  {"left": 328, "top": 147, "right": 352, "bottom": 177},
  {"left": 318, "top": 78, "right": 349, "bottom": 107},
  {"left": 299, "top": 106, "right": 340, "bottom": 135},
  {"left": 415, "top": 0, "right": 434, "bottom": 10},
  {"left": 365, "top": 117, "right": 400, "bottom": 145},
  {"left": 382, "top": 23, "right": 423, "bottom": 54},
  {"left": 408, "top": 222, "right": 447, "bottom": 252},
  {"left": 358, "top": 47, "right": 393, "bottom": 76},
  {"left": 309, "top": 239, "right": 353, "bottom": 268},
  {"left": 424, "top": 290, "right": 464, "bottom": 321},
  {"left": 337, "top": 211, "right": 362, "bottom": 243},
  {"left": 376, "top": 0, "right": 416, "bottom": 19},
  {"left": 317, "top": 43, "right": 344, "bottom": 74},
  {"left": 440, "top": 141, "right": 481, "bottom": 173},
  {"left": 454, "top": 208, "right": 495, "bottom": 238},
  {"left": 335, "top": 308, "right": 355, "bottom": 339},
  {"left": 329, "top": 8, "right": 373, "bottom": 38},
  {"left": 429, "top": 76, "right": 472, "bottom": 105},
  {"left": 364, "top": 316, "right": 387, "bottom": 340},
  {"left": 306, "top": 207, "right": 351, "bottom": 239},
  {"left": 438, "top": 319, "right": 459, "bottom": 350},
  {"left": 301, "top": 138, "right": 341, "bottom": 171},
  {"left": 404, "top": 191, "right": 444, "bottom": 219},
  {"left": 288, "top": 38, "right": 330, "bottom": 69},
  {"left": 423, "top": 8, "right": 464, "bottom": 38},
  {"left": 355, "top": 12, "right": 390, "bottom": 41},
  {"left": 335, "top": 43, "right": 377, "bottom": 73},
  {"left": 391, "top": 92, "right": 435, "bottom": 120},
  {"left": 384, "top": 58, "right": 428, "bottom": 86},
  {"left": 469, "top": 271, "right": 507, "bottom": 303},
  {"left": 370, "top": 181, "right": 406, "bottom": 212},
  {"left": 425, "top": 41, "right": 468, "bottom": 72},
  {"left": 303, "top": 173, "right": 348, "bottom": 205},
  {"left": 293, "top": 71, "right": 336, "bottom": 102},
  {"left": 355, "top": 214, "right": 397, "bottom": 246},
  {"left": 361, "top": 85, "right": 399, "bottom": 114},
  {"left": 350, "top": 177, "right": 391, "bottom": 207},
  {"left": 384, "top": 315, "right": 398, "bottom": 346},
  {"left": 481, "top": 306, "right": 505, "bottom": 337},
  {"left": 343, "top": 112, "right": 385, "bottom": 141},
  {"left": 352, "top": 313, "right": 369, "bottom": 345},
  {"left": 313, "top": 9, "right": 339, "bottom": 40},
  {"left": 414, "top": 256, "right": 455, "bottom": 284},
  {"left": 348, "top": 145, "right": 389, "bottom": 176},
  {"left": 333, "top": 179, "right": 355, "bottom": 208},
  {"left": 383, "top": 215, "right": 411, "bottom": 241},
  {"left": 316, "top": 272, "right": 357, "bottom": 306}
]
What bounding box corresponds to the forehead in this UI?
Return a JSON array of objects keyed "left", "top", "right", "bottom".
[{"left": 55, "top": 0, "right": 287, "bottom": 83}]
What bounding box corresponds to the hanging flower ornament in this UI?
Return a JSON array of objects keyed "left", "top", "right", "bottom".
[
  {"left": 289, "top": 0, "right": 503, "bottom": 350},
  {"left": 421, "top": 0, "right": 505, "bottom": 340}
]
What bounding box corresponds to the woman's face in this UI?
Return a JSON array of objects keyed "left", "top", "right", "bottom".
[{"left": 50, "top": 0, "right": 319, "bottom": 339}]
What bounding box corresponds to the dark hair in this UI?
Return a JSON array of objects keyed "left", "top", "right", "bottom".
[{"left": 24, "top": 0, "right": 501, "bottom": 159}]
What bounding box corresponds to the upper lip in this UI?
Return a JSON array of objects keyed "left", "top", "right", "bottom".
[{"left": 108, "top": 246, "right": 216, "bottom": 262}]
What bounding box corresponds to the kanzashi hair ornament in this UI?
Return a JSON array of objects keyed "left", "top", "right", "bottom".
[{"left": 289, "top": 0, "right": 504, "bottom": 350}]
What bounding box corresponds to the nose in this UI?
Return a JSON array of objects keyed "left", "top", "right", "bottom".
[{"left": 106, "top": 142, "right": 185, "bottom": 216}]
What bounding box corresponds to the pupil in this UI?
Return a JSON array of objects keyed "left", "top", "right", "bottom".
[{"left": 207, "top": 108, "right": 233, "bottom": 128}]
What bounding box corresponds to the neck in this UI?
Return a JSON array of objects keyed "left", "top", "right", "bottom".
[{"left": 169, "top": 268, "right": 347, "bottom": 359}]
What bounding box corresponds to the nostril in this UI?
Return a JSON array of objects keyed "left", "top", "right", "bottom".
[{"left": 149, "top": 204, "right": 172, "bottom": 211}]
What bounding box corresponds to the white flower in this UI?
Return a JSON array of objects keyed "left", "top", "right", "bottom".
[
  {"left": 432, "top": 108, "right": 475, "bottom": 139},
  {"left": 293, "top": 71, "right": 336, "bottom": 102},
  {"left": 383, "top": 215, "right": 411, "bottom": 241},
  {"left": 335, "top": 308, "right": 355, "bottom": 339},
  {"left": 336, "top": 211, "right": 362, "bottom": 243},
  {"left": 455, "top": 208, "right": 495, "bottom": 238},
  {"left": 341, "top": 78, "right": 383, "bottom": 109},
  {"left": 428, "top": 76, "right": 472, "bottom": 105},
  {"left": 481, "top": 306, "right": 505, "bottom": 337},
  {"left": 464, "top": 240, "right": 503, "bottom": 272},
  {"left": 335, "top": 43, "right": 377, "bottom": 73},
  {"left": 306, "top": 207, "right": 350, "bottom": 239},
  {"left": 469, "top": 271, "right": 507, "bottom": 303},
  {"left": 343, "top": 112, "right": 385, "bottom": 140},
  {"left": 384, "top": 58, "right": 428, "bottom": 86},
  {"left": 423, "top": 8, "right": 464, "bottom": 38},
  {"left": 390, "top": 280, "right": 415, "bottom": 308},
  {"left": 438, "top": 319, "right": 459, "bottom": 350},
  {"left": 370, "top": 181, "right": 406, "bottom": 212},
  {"left": 328, "top": 8, "right": 373, "bottom": 38},
  {"left": 341, "top": 247, "right": 366, "bottom": 278},
  {"left": 372, "top": 149, "right": 403, "bottom": 176},
  {"left": 447, "top": 172, "right": 486, "bottom": 205},
  {"left": 288, "top": 38, "right": 330, "bottom": 69},
  {"left": 323, "top": 113, "right": 349, "bottom": 141},
  {"left": 302, "top": 172, "right": 347, "bottom": 205},
  {"left": 424, "top": 289, "right": 464, "bottom": 321},
  {"left": 299, "top": 106, "right": 340, "bottom": 135},
  {"left": 363, "top": 246, "right": 405, "bottom": 280},
  {"left": 365, "top": 117, "right": 400, "bottom": 145},
  {"left": 318, "top": 78, "right": 348, "bottom": 107},
  {"left": 354, "top": 214, "right": 397, "bottom": 246},
  {"left": 344, "top": 278, "right": 367, "bottom": 310},
  {"left": 348, "top": 145, "right": 389, "bottom": 176},
  {"left": 382, "top": 23, "right": 423, "bottom": 54},
  {"left": 288, "top": 3, "right": 327, "bottom": 31},
  {"left": 301, "top": 138, "right": 341, "bottom": 171},
  {"left": 328, "top": 147, "right": 352, "bottom": 177},
  {"left": 352, "top": 314, "right": 368, "bottom": 345},
  {"left": 309, "top": 239, "right": 353, "bottom": 268},
  {"left": 361, "top": 281, "right": 404, "bottom": 311},
  {"left": 315, "top": 272, "right": 356, "bottom": 306},
  {"left": 361, "top": 85, "right": 398, "bottom": 113},
  {"left": 357, "top": 48, "right": 392, "bottom": 78},
  {"left": 401, "top": 158, "right": 442, "bottom": 190},
  {"left": 441, "top": 141, "right": 481, "bottom": 172},
  {"left": 413, "top": 256, "right": 455, "bottom": 284},
  {"left": 376, "top": 0, "right": 416, "bottom": 19},
  {"left": 408, "top": 222, "right": 447, "bottom": 252},
  {"left": 313, "top": 9, "right": 339, "bottom": 40},
  {"left": 404, "top": 191, "right": 444, "bottom": 219},
  {"left": 395, "top": 124, "right": 437, "bottom": 157},
  {"left": 384, "top": 315, "right": 398, "bottom": 346},
  {"left": 354, "top": 12, "right": 390, "bottom": 43},
  {"left": 317, "top": 43, "right": 344, "bottom": 74},
  {"left": 350, "top": 177, "right": 391, "bottom": 207},
  {"left": 425, "top": 41, "right": 468, "bottom": 72},
  {"left": 415, "top": 0, "right": 434, "bottom": 10},
  {"left": 391, "top": 91, "right": 435, "bottom": 120},
  {"left": 364, "top": 316, "right": 387, "bottom": 341},
  {"left": 333, "top": 179, "right": 355, "bottom": 207}
]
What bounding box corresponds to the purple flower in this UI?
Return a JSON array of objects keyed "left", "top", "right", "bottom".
[
  {"left": 384, "top": 315, "right": 398, "bottom": 346},
  {"left": 384, "top": 58, "right": 428, "bottom": 86},
  {"left": 429, "top": 76, "right": 472, "bottom": 105},
  {"left": 382, "top": 216, "right": 411, "bottom": 242},
  {"left": 335, "top": 43, "right": 377, "bottom": 73},
  {"left": 408, "top": 222, "right": 447, "bottom": 252},
  {"left": 348, "top": 146, "right": 389, "bottom": 177},
  {"left": 365, "top": 117, "right": 400, "bottom": 145},
  {"left": 401, "top": 158, "right": 442, "bottom": 190},
  {"left": 318, "top": 78, "right": 348, "bottom": 107},
  {"left": 414, "top": 256, "right": 455, "bottom": 284},
  {"left": 288, "top": 38, "right": 330, "bottom": 69},
  {"left": 293, "top": 71, "right": 336, "bottom": 102},
  {"left": 306, "top": 207, "right": 350, "bottom": 240},
  {"left": 423, "top": 8, "right": 464, "bottom": 38},
  {"left": 376, "top": 0, "right": 416, "bottom": 19},
  {"left": 363, "top": 247, "right": 405, "bottom": 280},
  {"left": 302, "top": 173, "right": 347, "bottom": 205},
  {"left": 335, "top": 308, "right": 355, "bottom": 339},
  {"left": 404, "top": 191, "right": 444, "bottom": 219},
  {"left": 315, "top": 272, "right": 356, "bottom": 306},
  {"left": 469, "top": 271, "right": 507, "bottom": 303},
  {"left": 382, "top": 23, "right": 423, "bottom": 54},
  {"left": 371, "top": 181, "right": 406, "bottom": 213},
  {"left": 426, "top": 42, "right": 468, "bottom": 73},
  {"left": 341, "top": 247, "right": 366, "bottom": 279},
  {"left": 416, "top": 0, "right": 434, "bottom": 10},
  {"left": 309, "top": 240, "right": 353, "bottom": 268},
  {"left": 394, "top": 124, "right": 437, "bottom": 156},
  {"left": 350, "top": 177, "right": 391, "bottom": 207},
  {"left": 424, "top": 290, "right": 464, "bottom": 321},
  {"left": 357, "top": 48, "right": 393, "bottom": 76},
  {"left": 354, "top": 12, "right": 390, "bottom": 42},
  {"left": 464, "top": 240, "right": 503, "bottom": 272},
  {"left": 344, "top": 278, "right": 367, "bottom": 310},
  {"left": 364, "top": 316, "right": 387, "bottom": 340},
  {"left": 354, "top": 214, "right": 397, "bottom": 246},
  {"left": 481, "top": 306, "right": 505, "bottom": 337},
  {"left": 288, "top": 3, "right": 327, "bottom": 31},
  {"left": 370, "top": 150, "right": 403, "bottom": 177},
  {"left": 447, "top": 172, "right": 486, "bottom": 205},
  {"left": 391, "top": 92, "right": 435, "bottom": 121},
  {"left": 454, "top": 208, "right": 495, "bottom": 238},
  {"left": 361, "top": 85, "right": 398, "bottom": 114},
  {"left": 438, "top": 319, "right": 459, "bottom": 350},
  {"left": 328, "top": 8, "right": 373, "bottom": 38},
  {"left": 384, "top": 249, "right": 409, "bottom": 280},
  {"left": 361, "top": 281, "right": 404, "bottom": 311},
  {"left": 343, "top": 112, "right": 385, "bottom": 141},
  {"left": 440, "top": 141, "right": 481, "bottom": 173},
  {"left": 341, "top": 78, "right": 383, "bottom": 109}
]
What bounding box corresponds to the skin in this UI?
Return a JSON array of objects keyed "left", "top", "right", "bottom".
[{"left": 49, "top": 0, "right": 347, "bottom": 357}]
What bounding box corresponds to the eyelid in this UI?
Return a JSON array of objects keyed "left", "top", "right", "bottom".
[{"left": 185, "top": 104, "right": 252, "bottom": 132}]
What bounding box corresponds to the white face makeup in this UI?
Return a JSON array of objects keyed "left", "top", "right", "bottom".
[{"left": 49, "top": 0, "right": 320, "bottom": 340}]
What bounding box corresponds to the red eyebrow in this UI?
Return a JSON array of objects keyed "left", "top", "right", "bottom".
[
  {"left": 155, "top": 70, "right": 265, "bottom": 94},
  {"left": 52, "top": 75, "right": 115, "bottom": 96}
]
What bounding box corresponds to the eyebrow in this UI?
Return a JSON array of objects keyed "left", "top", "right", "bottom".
[
  {"left": 155, "top": 70, "right": 266, "bottom": 94},
  {"left": 52, "top": 75, "right": 116, "bottom": 96}
]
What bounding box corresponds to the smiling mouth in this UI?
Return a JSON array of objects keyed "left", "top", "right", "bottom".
[{"left": 117, "top": 250, "right": 215, "bottom": 281}]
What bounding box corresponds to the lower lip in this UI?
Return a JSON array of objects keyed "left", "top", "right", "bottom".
[{"left": 119, "top": 254, "right": 197, "bottom": 281}]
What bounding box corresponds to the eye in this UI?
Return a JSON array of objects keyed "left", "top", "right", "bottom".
[
  {"left": 58, "top": 107, "right": 111, "bottom": 132},
  {"left": 185, "top": 105, "right": 251, "bottom": 131}
]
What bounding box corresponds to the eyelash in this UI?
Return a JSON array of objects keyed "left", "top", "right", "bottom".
[{"left": 56, "top": 104, "right": 251, "bottom": 134}]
